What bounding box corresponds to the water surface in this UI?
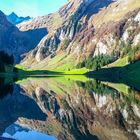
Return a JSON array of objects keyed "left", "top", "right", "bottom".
[{"left": 0, "top": 76, "right": 140, "bottom": 140}]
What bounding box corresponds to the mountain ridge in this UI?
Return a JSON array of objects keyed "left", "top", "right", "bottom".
[{"left": 7, "top": 12, "right": 31, "bottom": 25}]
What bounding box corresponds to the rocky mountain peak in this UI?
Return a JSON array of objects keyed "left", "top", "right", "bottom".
[
  {"left": 9, "top": 12, "right": 18, "bottom": 18},
  {"left": 0, "top": 11, "right": 12, "bottom": 27},
  {"left": 0, "top": 10, "right": 7, "bottom": 22},
  {"left": 7, "top": 12, "right": 31, "bottom": 25},
  {"left": 0, "top": 10, "right": 5, "bottom": 17}
]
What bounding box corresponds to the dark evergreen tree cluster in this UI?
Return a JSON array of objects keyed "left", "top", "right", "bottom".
[
  {"left": 0, "top": 77, "right": 13, "bottom": 99},
  {"left": 0, "top": 51, "right": 14, "bottom": 72},
  {"left": 77, "top": 54, "right": 117, "bottom": 70}
]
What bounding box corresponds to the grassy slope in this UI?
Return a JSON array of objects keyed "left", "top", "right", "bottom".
[
  {"left": 104, "top": 56, "right": 128, "bottom": 68},
  {"left": 16, "top": 63, "right": 89, "bottom": 75},
  {"left": 21, "top": 52, "right": 76, "bottom": 71},
  {"left": 64, "top": 68, "right": 89, "bottom": 74}
]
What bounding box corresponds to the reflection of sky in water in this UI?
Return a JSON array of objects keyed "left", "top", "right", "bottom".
[{"left": 2, "top": 124, "right": 57, "bottom": 140}]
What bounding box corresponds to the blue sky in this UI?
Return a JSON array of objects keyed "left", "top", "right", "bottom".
[{"left": 0, "top": 0, "right": 67, "bottom": 17}]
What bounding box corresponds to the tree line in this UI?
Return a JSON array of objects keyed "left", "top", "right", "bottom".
[{"left": 76, "top": 53, "right": 117, "bottom": 70}]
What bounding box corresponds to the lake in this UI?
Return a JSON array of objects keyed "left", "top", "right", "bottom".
[{"left": 0, "top": 76, "right": 140, "bottom": 140}]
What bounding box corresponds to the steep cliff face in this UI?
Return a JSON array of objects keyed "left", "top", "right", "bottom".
[
  {"left": 0, "top": 11, "right": 47, "bottom": 63},
  {"left": 18, "top": 0, "right": 140, "bottom": 70},
  {"left": 17, "top": 78, "right": 140, "bottom": 140}
]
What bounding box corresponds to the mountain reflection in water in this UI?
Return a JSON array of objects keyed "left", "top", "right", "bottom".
[{"left": 0, "top": 76, "right": 140, "bottom": 140}]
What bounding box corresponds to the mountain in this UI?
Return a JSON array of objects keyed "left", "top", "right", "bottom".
[
  {"left": 0, "top": 10, "right": 47, "bottom": 63},
  {"left": 7, "top": 12, "right": 31, "bottom": 25},
  {"left": 17, "top": 0, "right": 140, "bottom": 71}
]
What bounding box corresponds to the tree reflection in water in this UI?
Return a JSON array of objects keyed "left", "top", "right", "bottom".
[{"left": 0, "top": 77, "right": 13, "bottom": 99}]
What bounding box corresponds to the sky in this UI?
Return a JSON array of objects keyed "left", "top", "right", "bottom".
[{"left": 0, "top": 0, "right": 67, "bottom": 17}]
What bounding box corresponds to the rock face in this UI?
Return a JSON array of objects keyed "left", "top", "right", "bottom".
[
  {"left": 18, "top": 0, "right": 140, "bottom": 70},
  {"left": 0, "top": 11, "right": 47, "bottom": 63},
  {"left": 7, "top": 12, "right": 31, "bottom": 25}
]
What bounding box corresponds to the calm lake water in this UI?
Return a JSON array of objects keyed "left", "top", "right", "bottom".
[{"left": 0, "top": 76, "right": 140, "bottom": 140}]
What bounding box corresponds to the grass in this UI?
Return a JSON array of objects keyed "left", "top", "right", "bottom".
[
  {"left": 104, "top": 56, "right": 128, "bottom": 68},
  {"left": 15, "top": 64, "right": 27, "bottom": 71},
  {"left": 16, "top": 62, "right": 89, "bottom": 76},
  {"left": 20, "top": 52, "right": 80, "bottom": 72},
  {"left": 64, "top": 68, "right": 89, "bottom": 75},
  {"left": 48, "top": 53, "right": 77, "bottom": 71},
  {"left": 23, "top": 54, "right": 128, "bottom": 76},
  {"left": 47, "top": 53, "right": 67, "bottom": 66}
]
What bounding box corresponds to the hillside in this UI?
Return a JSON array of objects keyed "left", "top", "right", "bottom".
[{"left": 16, "top": 0, "right": 140, "bottom": 71}]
